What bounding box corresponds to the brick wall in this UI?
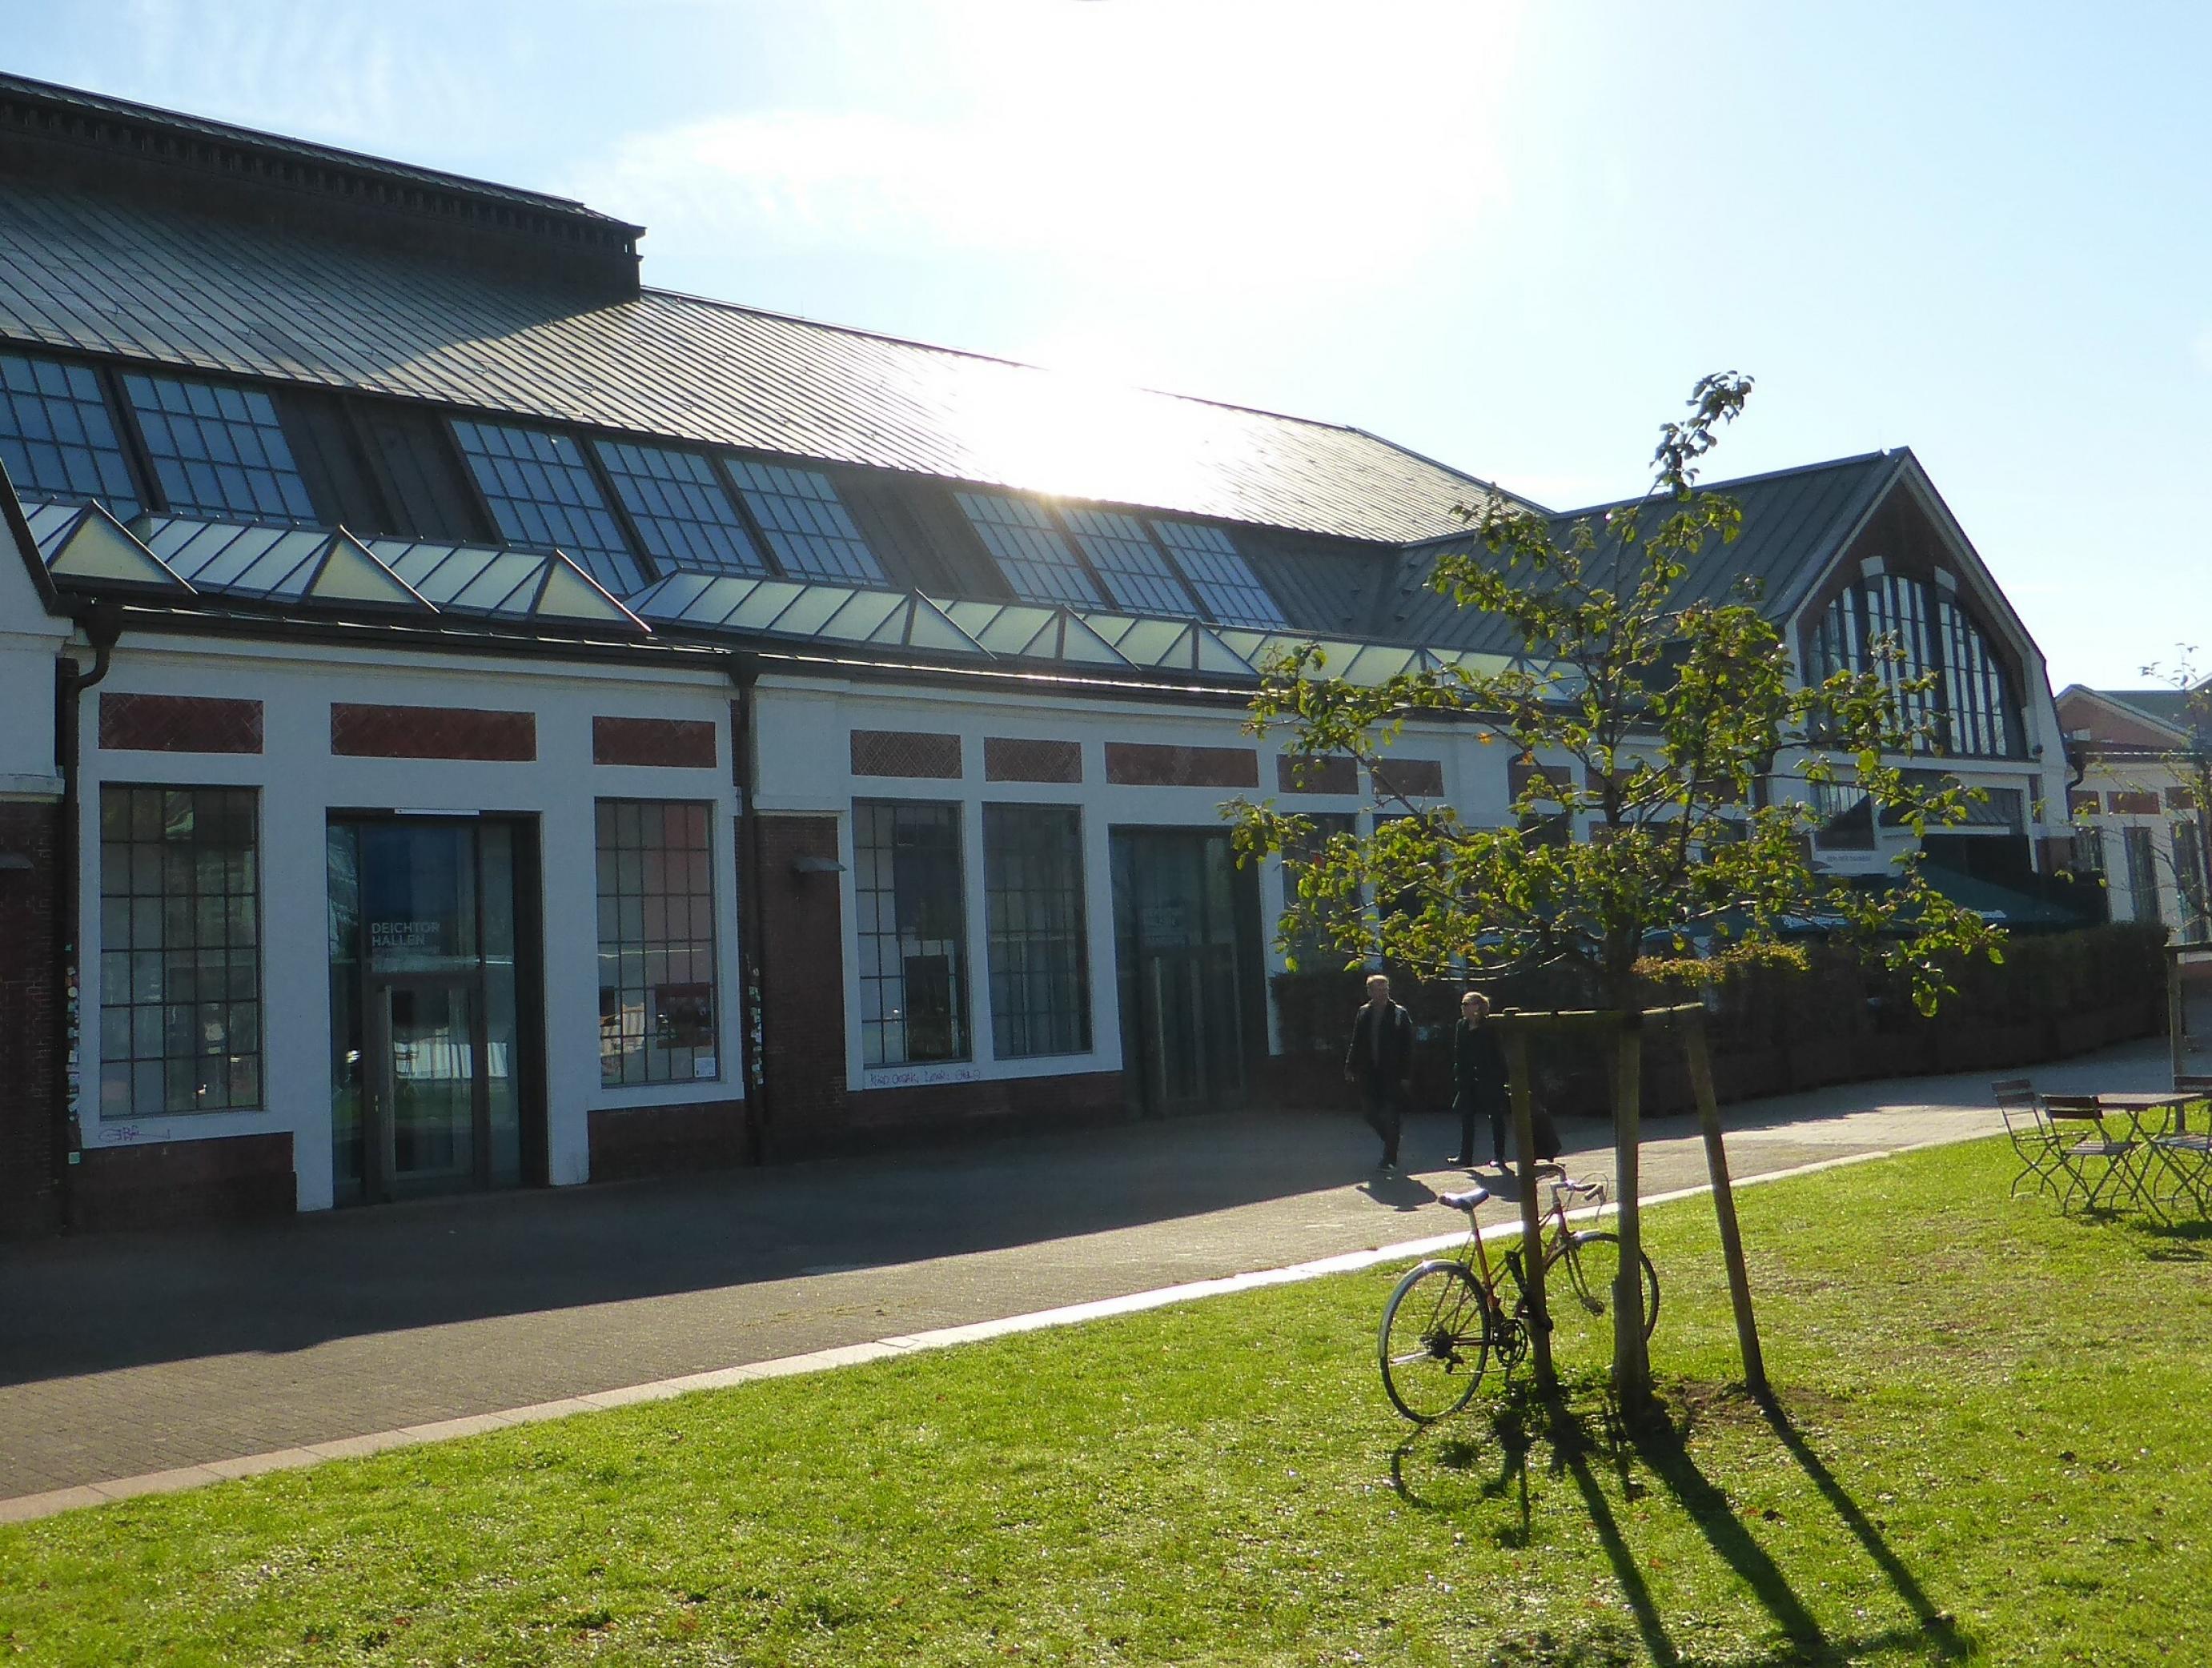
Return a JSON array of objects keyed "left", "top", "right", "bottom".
[
  {"left": 0, "top": 800, "right": 60, "bottom": 1237},
  {"left": 588, "top": 1099, "right": 747, "bottom": 1182},
  {"left": 72, "top": 1132, "right": 295, "bottom": 1232},
  {"left": 752, "top": 814, "right": 850, "bottom": 1154},
  {"left": 842, "top": 1071, "right": 1125, "bottom": 1146}
]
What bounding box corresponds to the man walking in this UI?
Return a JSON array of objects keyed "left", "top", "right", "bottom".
[
  {"left": 1450, "top": 989, "right": 1510, "bottom": 1169},
  {"left": 1344, "top": 972, "right": 1414, "bottom": 1173}
]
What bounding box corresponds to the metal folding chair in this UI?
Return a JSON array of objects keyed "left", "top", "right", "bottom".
[
  {"left": 2040, "top": 1096, "right": 2146, "bottom": 1215},
  {"left": 1994, "top": 1078, "right": 2062, "bottom": 1201},
  {"left": 2148, "top": 1077, "right": 2212, "bottom": 1218}
]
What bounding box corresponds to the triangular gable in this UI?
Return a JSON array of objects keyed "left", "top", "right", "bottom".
[
  {"left": 531, "top": 556, "right": 648, "bottom": 632},
  {"left": 2056, "top": 684, "right": 2198, "bottom": 749},
  {"left": 302, "top": 531, "right": 436, "bottom": 612},
  {"left": 42, "top": 503, "right": 191, "bottom": 594}
]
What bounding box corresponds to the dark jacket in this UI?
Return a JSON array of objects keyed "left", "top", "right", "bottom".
[
  {"left": 1451, "top": 1018, "right": 1508, "bottom": 1115},
  {"left": 1346, "top": 1000, "right": 1415, "bottom": 1087}
]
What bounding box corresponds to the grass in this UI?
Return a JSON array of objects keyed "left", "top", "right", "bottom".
[{"left": 6, "top": 1137, "right": 2212, "bottom": 1666}]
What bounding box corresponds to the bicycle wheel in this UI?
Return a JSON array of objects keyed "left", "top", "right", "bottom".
[
  {"left": 1379, "top": 1260, "right": 1491, "bottom": 1423},
  {"left": 1538, "top": 1231, "right": 1659, "bottom": 1377}
]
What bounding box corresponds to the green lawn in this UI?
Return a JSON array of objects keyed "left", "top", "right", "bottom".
[{"left": 6, "top": 1137, "right": 2211, "bottom": 1667}]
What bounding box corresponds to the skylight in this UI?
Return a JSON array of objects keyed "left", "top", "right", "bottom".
[
  {"left": 592, "top": 440, "right": 766, "bottom": 577},
  {"left": 1149, "top": 519, "right": 1287, "bottom": 628},
  {"left": 956, "top": 491, "right": 1100, "bottom": 607},
  {"left": 725, "top": 459, "right": 885, "bottom": 583},
  {"left": 119, "top": 372, "right": 314, "bottom": 523},
  {"left": 1061, "top": 507, "right": 1198, "bottom": 617},
  {"left": 450, "top": 419, "right": 644, "bottom": 594},
  {"left": 0, "top": 351, "right": 139, "bottom": 517}
]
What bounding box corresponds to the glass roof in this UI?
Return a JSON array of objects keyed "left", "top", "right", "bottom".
[
  {"left": 630, "top": 572, "right": 986, "bottom": 657},
  {"left": 26, "top": 501, "right": 191, "bottom": 592},
  {"left": 939, "top": 600, "right": 1133, "bottom": 668},
  {"left": 139, "top": 516, "right": 429, "bottom": 611},
  {"left": 363, "top": 535, "right": 645, "bottom": 631}
]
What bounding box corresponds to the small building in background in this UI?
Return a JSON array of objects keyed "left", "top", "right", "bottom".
[{"left": 2057, "top": 684, "right": 2211, "bottom": 940}]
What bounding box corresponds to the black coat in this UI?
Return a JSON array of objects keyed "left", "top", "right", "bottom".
[
  {"left": 1451, "top": 1018, "right": 1508, "bottom": 1115},
  {"left": 1345, "top": 1000, "right": 1415, "bottom": 1087}
]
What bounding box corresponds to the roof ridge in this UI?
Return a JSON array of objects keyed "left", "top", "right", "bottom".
[
  {"left": 1540, "top": 448, "right": 1903, "bottom": 519},
  {"left": 0, "top": 70, "right": 623, "bottom": 224}
]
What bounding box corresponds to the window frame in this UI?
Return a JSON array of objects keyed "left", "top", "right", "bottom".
[
  {"left": 853, "top": 798, "right": 972, "bottom": 1068},
  {"left": 448, "top": 417, "right": 648, "bottom": 595},
  {"left": 117, "top": 370, "right": 318, "bottom": 524},
  {"left": 0, "top": 348, "right": 147, "bottom": 517},
  {"left": 594, "top": 799, "right": 721, "bottom": 1089},
  {"left": 982, "top": 802, "right": 1093, "bottom": 1060},
  {"left": 96, "top": 784, "right": 263, "bottom": 1118}
]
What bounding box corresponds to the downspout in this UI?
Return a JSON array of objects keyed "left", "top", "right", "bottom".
[
  {"left": 53, "top": 603, "right": 121, "bottom": 1224},
  {"left": 727, "top": 653, "right": 772, "bottom": 1164}
]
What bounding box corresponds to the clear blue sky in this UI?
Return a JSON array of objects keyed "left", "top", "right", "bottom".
[{"left": 7, "top": 0, "right": 2205, "bottom": 688}]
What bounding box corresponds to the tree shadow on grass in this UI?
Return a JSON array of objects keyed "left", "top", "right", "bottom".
[{"left": 1389, "top": 1380, "right": 1973, "bottom": 1666}]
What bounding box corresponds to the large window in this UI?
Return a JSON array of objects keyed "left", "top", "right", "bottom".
[
  {"left": 1062, "top": 507, "right": 1198, "bottom": 616},
  {"left": 0, "top": 351, "right": 139, "bottom": 515},
  {"left": 726, "top": 460, "right": 885, "bottom": 583},
  {"left": 1150, "top": 519, "right": 1287, "bottom": 628},
  {"left": 957, "top": 491, "right": 1100, "bottom": 607},
  {"left": 2123, "top": 825, "right": 2162, "bottom": 927},
  {"left": 592, "top": 440, "right": 767, "bottom": 576},
  {"left": 452, "top": 420, "right": 644, "bottom": 595},
  {"left": 854, "top": 800, "right": 969, "bottom": 1065},
  {"left": 983, "top": 804, "right": 1090, "bottom": 1057},
  {"left": 1808, "top": 573, "right": 2017, "bottom": 759},
  {"left": 120, "top": 373, "right": 314, "bottom": 522},
  {"left": 596, "top": 800, "right": 718, "bottom": 1087},
  {"left": 98, "top": 786, "right": 260, "bottom": 1116}
]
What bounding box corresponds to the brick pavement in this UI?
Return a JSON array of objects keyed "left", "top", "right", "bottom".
[{"left": 0, "top": 1039, "right": 2167, "bottom": 1506}]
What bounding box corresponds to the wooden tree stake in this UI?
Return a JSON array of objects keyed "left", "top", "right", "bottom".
[
  {"left": 1500, "top": 1028, "right": 1555, "bottom": 1393},
  {"left": 1612, "top": 1013, "right": 1652, "bottom": 1412},
  {"left": 1683, "top": 1013, "right": 1768, "bottom": 1397}
]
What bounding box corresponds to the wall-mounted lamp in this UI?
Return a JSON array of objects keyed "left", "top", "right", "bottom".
[{"left": 791, "top": 854, "right": 845, "bottom": 876}]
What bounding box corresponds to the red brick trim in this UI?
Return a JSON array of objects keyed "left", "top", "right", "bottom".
[
  {"left": 331, "top": 703, "right": 536, "bottom": 761},
  {"left": 2068, "top": 790, "right": 2101, "bottom": 816},
  {"left": 1104, "top": 742, "right": 1259, "bottom": 788},
  {"left": 1369, "top": 758, "right": 1444, "bottom": 799},
  {"left": 847, "top": 1071, "right": 1124, "bottom": 1136},
  {"left": 98, "top": 692, "right": 263, "bottom": 755},
  {"left": 72, "top": 1132, "right": 295, "bottom": 1231},
  {"left": 1509, "top": 756, "right": 1572, "bottom": 799},
  {"left": 588, "top": 1099, "right": 747, "bottom": 1182},
  {"left": 592, "top": 716, "right": 718, "bottom": 769},
  {"left": 985, "top": 737, "right": 1082, "bottom": 784},
  {"left": 1276, "top": 754, "right": 1357, "bottom": 795},
  {"left": 850, "top": 729, "right": 962, "bottom": 779},
  {"left": 2108, "top": 790, "right": 2162, "bottom": 816}
]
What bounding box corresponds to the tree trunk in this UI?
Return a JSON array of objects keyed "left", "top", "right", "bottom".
[{"left": 1502, "top": 1029, "right": 1555, "bottom": 1395}]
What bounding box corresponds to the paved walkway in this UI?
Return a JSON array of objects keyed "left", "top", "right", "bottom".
[{"left": 0, "top": 1039, "right": 2166, "bottom": 1509}]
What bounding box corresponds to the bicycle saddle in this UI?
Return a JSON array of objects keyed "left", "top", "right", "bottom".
[{"left": 1439, "top": 1187, "right": 1490, "bottom": 1211}]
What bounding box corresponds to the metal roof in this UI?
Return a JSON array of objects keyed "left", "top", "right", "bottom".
[
  {"left": 1372, "top": 451, "right": 1905, "bottom": 653},
  {"left": 0, "top": 175, "right": 1509, "bottom": 547}
]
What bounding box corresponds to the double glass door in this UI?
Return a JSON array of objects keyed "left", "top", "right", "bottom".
[
  {"left": 1110, "top": 829, "right": 1262, "bottom": 1116},
  {"left": 329, "top": 817, "right": 534, "bottom": 1204}
]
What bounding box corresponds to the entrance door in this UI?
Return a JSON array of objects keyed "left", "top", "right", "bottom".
[
  {"left": 329, "top": 817, "right": 539, "bottom": 1205},
  {"left": 1110, "top": 828, "right": 1262, "bottom": 1115}
]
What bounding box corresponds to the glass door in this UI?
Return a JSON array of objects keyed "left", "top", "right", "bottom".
[
  {"left": 330, "top": 816, "right": 532, "bottom": 1204},
  {"left": 1110, "top": 829, "right": 1259, "bottom": 1116}
]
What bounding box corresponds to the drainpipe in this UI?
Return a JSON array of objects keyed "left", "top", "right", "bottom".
[
  {"left": 53, "top": 603, "right": 121, "bottom": 1224},
  {"left": 727, "top": 653, "right": 771, "bottom": 1164}
]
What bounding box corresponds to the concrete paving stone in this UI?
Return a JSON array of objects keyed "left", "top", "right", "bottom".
[{"left": 0, "top": 1040, "right": 2168, "bottom": 1515}]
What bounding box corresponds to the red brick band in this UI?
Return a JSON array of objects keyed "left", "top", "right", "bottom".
[
  {"left": 1276, "top": 754, "right": 1357, "bottom": 795},
  {"left": 850, "top": 729, "right": 961, "bottom": 779},
  {"left": 984, "top": 737, "right": 1082, "bottom": 784},
  {"left": 1368, "top": 758, "right": 1444, "bottom": 799},
  {"left": 592, "top": 716, "right": 718, "bottom": 769},
  {"left": 331, "top": 703, "right": 536, "bottom": 761},
  {"left": 1104, "top": 742, "right": 1259, "bottom": 788},
  {"left": 98, "top": 692, "right": 263, "bottom": 755}
]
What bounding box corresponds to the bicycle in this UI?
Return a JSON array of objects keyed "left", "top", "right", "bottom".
[{"left": 1379, "top": 1173, "right": 1660, "bottom": 1423}]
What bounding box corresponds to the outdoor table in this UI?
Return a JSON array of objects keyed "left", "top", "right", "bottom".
[{"left": 2096, "top": 1092, "right": 2205, "bottom": 1220}]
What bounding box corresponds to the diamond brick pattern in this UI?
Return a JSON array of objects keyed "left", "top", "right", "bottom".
[
  {"left": 1275, "top": 753, "right": 1357, "bottom": 795},
  {"left": 984, "top": 737, "right": 1082, "bottom": 784},
  {"left": 1370, "top": 758, "right": 1444, "bottom": 800},
  {"left": 98, "top": 692, "right": 263, "bottom": 756},
  {"left": 592, "top": 716, "right": 718, "bottom": 769},
  {"left": 850, "top": 729, "right": 961, "bottom": 780},
  {"left": 1104, "top": 742, "right": 1258, "bottom": 788},
  {"left": 331, "top": 703, "right": 536, "bottom": 761}
]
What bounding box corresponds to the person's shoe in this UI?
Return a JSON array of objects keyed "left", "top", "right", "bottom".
[{"left": 1449, "top": 1154, "right": 1475, "bottom": 1168}]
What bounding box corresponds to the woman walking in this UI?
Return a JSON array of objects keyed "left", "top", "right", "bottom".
[{"left": 1450, "top": 989, "right": 1510, "bottom": 1169}]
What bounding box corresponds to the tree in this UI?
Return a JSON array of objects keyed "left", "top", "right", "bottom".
[{"left": 1230, "top": 372, "right": 2003, "bottom": 1413}]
